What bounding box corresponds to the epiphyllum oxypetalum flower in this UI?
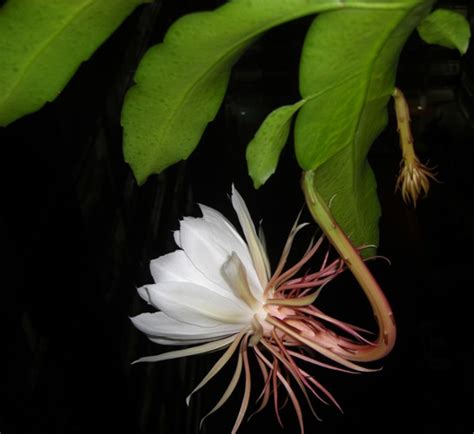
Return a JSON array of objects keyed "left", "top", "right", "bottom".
[{"left": 132, "top": 186, "right": 388, "bottom": 433}]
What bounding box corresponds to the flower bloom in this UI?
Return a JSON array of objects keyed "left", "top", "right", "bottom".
[{"left": 131, "top": 186, "right": 381, "bottom": 433}]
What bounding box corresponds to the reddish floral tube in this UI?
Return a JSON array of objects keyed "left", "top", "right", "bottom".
[{"left": 302, "top": 170, "right": 396, "bottom": 361}]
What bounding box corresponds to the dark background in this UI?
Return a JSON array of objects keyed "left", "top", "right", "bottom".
[{"left": 1, "top": 1, "right": 472, "bottom": 433}]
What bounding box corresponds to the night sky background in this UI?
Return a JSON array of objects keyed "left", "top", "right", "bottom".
[{"left": 1, "top": 1, "right": 472, "bottom": 433}]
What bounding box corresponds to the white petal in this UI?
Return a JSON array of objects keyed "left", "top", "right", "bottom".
[
  {"left": 199, "top": 204, "right": 245, "bottom": 245},
  {"left": 137, "top": 286, "right": 151, "bottom": 304},
  {"left": 130, "top": 312, "right": 242, "bottom": 342},
  {"left": 178, "top": 216, "right": 262, "bottom": 297},
  {"left": 144, "top": 282, "right": 253, "bottom": 327},
  {"left": 148, "top": 336, "right": 221, "bottom": 346},
  {"left": 231, "top": 185, "right": 270, "bottom": 290},
  {"left": 173, "top": 230, "right": 181, "bottom": 247},
  {"left": 222, "top": 252, "right": 260, "bottom": 311},
  {"left": 150, "top": 250, "right": 237, "bottom": 301}
]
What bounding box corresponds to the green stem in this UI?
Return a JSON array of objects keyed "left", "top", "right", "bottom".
[
  {"left": 392, "top": 87, "right": 416, "bottom": 162},
  {"left": 302, "top": 170, "right": 396, "bottom": 362}
]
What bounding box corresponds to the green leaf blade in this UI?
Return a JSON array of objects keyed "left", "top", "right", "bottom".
[
  {"left": 246, "top": 101, "right": 305, "bottom": 189},
  {"left": 0, "top": 0, "right": 149, "bottom": 127},
  {"left": 121, "top": 10, "right": 250, "bottom": 184},
  {"left": 121, "top": 0, "right": 425, "bottom": 184},
  {"left": 295, "top": 2, "right": 433, "bottom": 247},
  {"left": 417, "top": 8, "right": 471, "bottom": 55}
]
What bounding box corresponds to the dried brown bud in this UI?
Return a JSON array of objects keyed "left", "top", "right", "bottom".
[
  {"left": 392, "top": 87, "right": 438, "bottom": 207},
  {"left": 395, "top": 156, "right": 438, "bottom": 207}
]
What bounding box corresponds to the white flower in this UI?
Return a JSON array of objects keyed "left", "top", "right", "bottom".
[
  {"left": 131, "top": 186, "right": 377, "bottom": 433},
  {"left": 132, "top": 185, "right": 270, "bottom": 349}
]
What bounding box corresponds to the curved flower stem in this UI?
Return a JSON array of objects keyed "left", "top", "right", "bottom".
[{"left": 301, "top": 170, "right": 396, "bottom": 362}]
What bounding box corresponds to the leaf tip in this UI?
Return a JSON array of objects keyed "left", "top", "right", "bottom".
[
  {"left": 251, "top": 177, "right": 263, "bottom": 190},
  {"left": 417, "top": 8, "right": 471, "bottom": 56}
]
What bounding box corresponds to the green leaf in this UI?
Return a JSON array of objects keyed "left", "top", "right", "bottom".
[
  {"left": 0, "top": 0, "right": 149, "bottom": 127},
  {"left": 246, "top": 100, "right": 305, "bottom": 188},
  {"left": 121, "top": 0, "right": 424, "bottom": 185},
  {"left": 295, "top": 2, "right": 433, "bottom": 247},
  {"left": 417, "top": 8, "right": 471, "bottom": 55}
]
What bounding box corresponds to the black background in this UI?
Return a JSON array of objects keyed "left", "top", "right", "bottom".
[{"left": 1, "top": 1, "right": 472, "bottom": 433}]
